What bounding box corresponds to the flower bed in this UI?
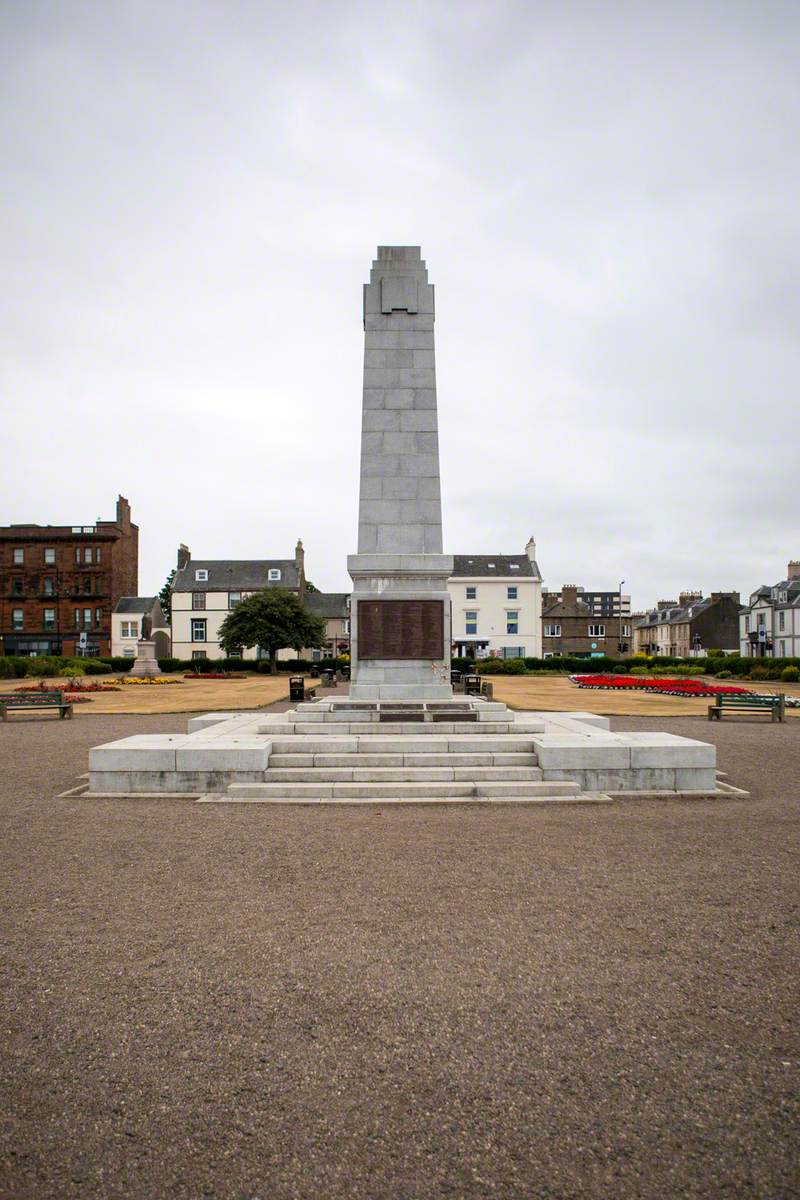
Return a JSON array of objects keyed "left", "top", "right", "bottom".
[
  {"left": 571, "top": 674, "right": 750, "bottom": 697},
  {"left": 183, "top": 672, "right": 248, "bottom": 679},
  {"left": 16, "top": 681, "right": 120, "bottom": 693},
  {"left": 122, "top": 677, "right": 183, "bottom": 686}
]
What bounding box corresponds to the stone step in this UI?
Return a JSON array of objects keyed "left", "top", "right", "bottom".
[
  {"left": 267, "top": 736, "right": 538, "bottom": 756},
  {"left": 226, "top": 780, "right": 580, "bottom": 801},
  {"left": 268, "top": 721, "right": 516, "bottom": 736},
  {"left": 268, "top": 751, "right": 539, "bottom": 768},
  {"left": 262, "top": 766, "right": 544, "bottom": 783}
]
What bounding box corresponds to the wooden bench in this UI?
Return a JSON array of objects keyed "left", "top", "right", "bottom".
[
  {"left": 0, "top": 690, "right": 73, "bottom": 721},
  {"left": 708, "top": 693, "right": 785, "bottom": 722}
]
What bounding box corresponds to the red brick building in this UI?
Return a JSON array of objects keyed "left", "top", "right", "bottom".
[{"left": 0, "top": 496, "right": 138, "bottom": 657}]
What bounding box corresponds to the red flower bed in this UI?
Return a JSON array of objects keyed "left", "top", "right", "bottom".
[
  {"left": 572, "top": 674, "right": 749, "bottom": 697},
  {"left": 183, "top": 672, "right": 247, "bottom": 679},
  {"left": 16, "top": 682, "right": 119, "bottom": 694}
]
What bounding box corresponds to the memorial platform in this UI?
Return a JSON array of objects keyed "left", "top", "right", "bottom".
[{"left": 87, "top": 699, "right": 725, "bottom": 802}]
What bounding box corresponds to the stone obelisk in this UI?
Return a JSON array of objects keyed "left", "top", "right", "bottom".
[{"left": 347, "top": 247, "right": 453, "bottom": 700}]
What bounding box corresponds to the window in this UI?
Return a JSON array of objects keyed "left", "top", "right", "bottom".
[
  {"left": 779, "top": 612, "right": 785, "bottom": 631},
  {"left": 95, "top": 608, "right": 101, "bottom": 629},
  {"left": 84, "top": 547, "right": 92, "bottom": 564},
  {"left": 466, "top": 586, "right": 476, "bottom": 600},
  {"left": 121, "top": 621, "right": 138, "bottom": 638},
  {"left": 195, "top": 569, "right": 208, "bottom": 582},
  {"left": 12, "top": 608, "right": 23, "bottom": 630},
  {"left": 83, "top": 608, "right": 92, "bottom": 629},
  {"left": 191, "top": 619, "right": 207, "bottom": 642},
  {"left": 506, "top": 610, "right": 519, "bottom": 634},
  {"left": 758, "top": 612, "right": 766, "bottom": 627},
  {"left": 229, "top": 591, "right": 242, "bottom": 608},
  {"left": 12, "top": 578, "right": 23, "bottom": 596},
  {"left": 123, "top": 648, "right": 136, "bottom": 658},
  {"left": 622, "top": 625, "right": 631, "bottom": 637},
  {"left": 192, "top": 592, "right": 206, "bottom": 610},
  {"left": 544, "top": 624, "right": 561, "bottom": 637},
  {"left": 268, "top": 568, "right": 281, "bottom": 580},
  {"left": 75, "top": 547, "right": 81, "bottom": 563},
  {"left": 779, "top": 640, "right": 786, "bottom": 656},
  {"left": 96, "top": 547, "right": 101, "bottom": 563},
  {"left": 43, "top": 577, "right": 54, "bottom": 595},
  {"left": 509, "top": 563, "right": 519, "bottom": 570},
  {"left": 465, "top": 610, "right": 477, "bottom": 635},
  {"left": 43, "top": 608, "right": 55, "bottom": 631},
  {"left": 74, "top": 608, "right": 80, "bottom": 629},
  {"left": 83, "top": 577, "right": 91, "bottom": 594},
  {"left": 589, "top": 624, "right": 606, "bottom": 637},
  {"left": 44, "top": 548, "right": 55, "bottom": 564},
  {"left": 95, "top": 577, "right": 102, "bottom": 594},
  {"left": 502, "top": 646, "right": 524, "bottom": 659},
  {"left": 191, "top": 650, "right": 206, "bottom": 660},
  {"left": 744, "top": 615, "right": 750, "bottom": 632},
  {"left": 13, "top": 548, "right": 24, "bottom": 564},
  {"left": 507, "top": 586, "right": 518, "bottom": 600}
]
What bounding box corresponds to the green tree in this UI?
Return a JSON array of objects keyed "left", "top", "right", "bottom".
[
  {"left": 159, "top": 568, "right": 176, "bottom": 624},
  {"left": 217, "top": 588, "right": 326, "bottom": 674}
]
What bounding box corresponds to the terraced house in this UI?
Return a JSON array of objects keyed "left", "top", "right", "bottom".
[
  {"left": 633, "top": 591, "right": 741, "bottom": 656},
  {"left": 0, "top": 495, "right": 138, "bottom": 657},
  {"left": 739, "top": 562, "right": 800, "bottom": 658},
  {"left": 169, "top": 540, "right": 307, "bottom": 660}
]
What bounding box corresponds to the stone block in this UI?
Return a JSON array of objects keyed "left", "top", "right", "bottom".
[
  {"left": 175, "top": 742, "right": 270, "bottom": 772},
  {"left": 412, "top": 350, "right": 435, "bottom": 367},
  {"left": 375, "top": 525, "right": 426, "bottom": 551},
  {"left": 362, "top": 389, "right": 386, "bottom": 409},
  {"left": 399, "top": 500, "right": 441, "bottom": 524},
  {"left": 675, "top": 768, "right": 718, "bottom": 791},
  {"left": 361, "top": 454, "right": 400, "bottom": 476},
  {"left": 362, "top": 410, "right": 402, "bottom": 432},
  {"left": 382, "top": 389, "right": 416, "bottom": 409},
  {"left": 399, "top": 454, "right": 439, "bottom": 477},
  {"left": 382, "top": 431, "right": 419, "bottom": 454},
  {"left": 624, "top": 734, "right": 716, "bottom": 768},
  {"left": 399, "top": 410, "right": 438, "bottom": 432},
  {"left": 414, "top": 432, "right": 439, "bottom": 453},
  {"left": 533, "top": 740, "right": 630, "bottom": 770},
  {"left": 381, "top": 477, "right": 419, "bottom": 499},
  {"left": 90, "top": 737, "right": 180, "bottom": 772}
]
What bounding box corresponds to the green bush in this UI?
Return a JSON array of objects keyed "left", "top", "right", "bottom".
[
  {"left": 716, "top": 670, "right": 732, "bottom": 679},
  {"left": 612, "top": 662, "right": 629, "bottom": 673},
  {"left": 475, "top": 657, "right": 527, "bottom": 674},
  {"left": 630, "top": 666, "right": 650, "bottom": 676},
  {"left": 0, "top": 656, "right": 27, "bottom": 678},
  {"left": 781, "top": 666, "right": 799, "bottom": 682},
  {"left": 674, "top": 664, "right": 700, "bottom": 676},
  {"left": 99, "top": 656, "right": 136, "bottom": 672},
  {"left": 748, "top": 666, "right": 770, "bottom": 681}
]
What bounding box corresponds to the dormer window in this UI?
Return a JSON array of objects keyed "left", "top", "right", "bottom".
[
  {"left": 195, "top": 569, "right": 208, "bottom": 582},
  {"left": 487, "top": 562, "right": 495, "bottom": 569},
  {"left": 510, "top": 563, "right": 519, "bottom": 569},
  {"left": 268, "top": 568, "right": 281, "bottom": 581}
]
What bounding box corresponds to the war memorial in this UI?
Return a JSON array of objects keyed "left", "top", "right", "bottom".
[{"left": 89, "top": 247, "right": 721, "bottom": 802}]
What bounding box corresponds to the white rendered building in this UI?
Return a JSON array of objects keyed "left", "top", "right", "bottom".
[
  {"left": 170, "top": 543, "right": 306, "bottom": 661},
  {"left": 111, "top": 596, "right": 168, "bottom": 657},
  {"left": 448, "top": 538, "right": 542, "bottom": 660},
  {"left": 739, "top": 562, "right": 800, "bottom": 658}
]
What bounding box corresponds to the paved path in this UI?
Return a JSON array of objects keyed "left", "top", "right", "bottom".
[{"left": 1, "top": 713, "right": 798, "bottom": 1199}]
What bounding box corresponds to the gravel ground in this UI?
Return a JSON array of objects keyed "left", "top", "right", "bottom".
[{"left": 1, "top": 712, "right": 798, "bottom": 1200}]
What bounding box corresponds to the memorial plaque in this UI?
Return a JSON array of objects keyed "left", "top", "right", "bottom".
[{"left": 358, "top": 599, "right": 444, "bottom": 660}]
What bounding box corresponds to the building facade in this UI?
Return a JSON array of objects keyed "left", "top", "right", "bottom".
[
  {"left": 0, "top": 496, "right": 138, "bottom": 657},
  {"left": 111, "top": 596, "right": 170, "bottom": 658},
  {"left": 304, "top": 592, "right": 350, "bottom": 660},
  {"left": 169, "top": 541, "right": 307, "bottom": 660},
  {"left": 541, "top": 584, "right": 633, "bottom": 658},
  {"left": 633, "top": 591, "right": 742, "bottom": 656},
  {"left": 738, "top": 562, "right": 800, "bottom": 658},
  {"left": 448, "top": 538, "right": 543, "bottom": 659},
  {"left": 541, "top": 586, "right": 631, "bottom": 619}
]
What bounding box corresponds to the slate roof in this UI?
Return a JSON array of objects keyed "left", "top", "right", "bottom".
[
  {"left": 114, "top": 596, "right": 157, "bottom": 614},
  {"left": 634, "top": 594, "right": 743, "bottom": 630},
  {"left": 451, "top": 555, "right": 539, "bottom": 578},
  {"left": 172, "top": 560, "right": 300, "bottom": 592},
  {"left": 304, "top": 592, "right": 350, "bottom": 619}
]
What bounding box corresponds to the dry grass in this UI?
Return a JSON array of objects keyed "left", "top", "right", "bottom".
[
  {"left": 486, "top": 673, "right": 800, "bottom": 717},
  {"left": 4, "top": 672, "right": 303, "bottom": 714}
]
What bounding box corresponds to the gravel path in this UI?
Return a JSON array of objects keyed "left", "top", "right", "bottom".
[{"left": 1, "top": 712, "right": 798, "bottom": 1199}]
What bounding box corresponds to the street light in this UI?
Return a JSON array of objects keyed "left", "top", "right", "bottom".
[{"left": 618, "top": 580, "right": 625, "bottom": 656}]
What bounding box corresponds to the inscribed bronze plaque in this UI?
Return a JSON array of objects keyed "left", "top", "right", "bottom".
[{"left": 358, "top": 599, "right": 444, "bottom": 660}]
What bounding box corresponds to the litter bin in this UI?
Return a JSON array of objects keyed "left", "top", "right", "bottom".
[
  {"left": 451, "top": 670, "right": 462, "bottom": 691},
  {"left": 464, "top": 673, "right": 481, "bottom": 696},
  {"left": 321, "top": 669, "right": 335, "bottom": 687},
  {"left": 480, "top": 681, "right": 493, "bottom": 699},
  {"left": 289, "top": 676, "right": 305, "bottom": 702}
]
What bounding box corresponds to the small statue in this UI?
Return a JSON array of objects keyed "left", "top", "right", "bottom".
[{"left": 140, "top": 612, "right": 152, "bottom": 641}]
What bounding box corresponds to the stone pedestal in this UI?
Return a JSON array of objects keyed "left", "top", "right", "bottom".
[
  {"left": 348, "top": 247, "right": 453, "bottom": 701},
  {"left": 129, "top": 640, "right": 162, "bottom": 678}
]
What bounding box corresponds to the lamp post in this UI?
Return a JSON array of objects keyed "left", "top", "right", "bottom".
[{"left": 618, "top": 580, "right": 625, "bottom": 658}]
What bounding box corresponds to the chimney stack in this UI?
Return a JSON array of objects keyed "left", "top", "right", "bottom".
[
  {"left": 295, "top": 538, "right": 305, "bottom": 596},
  {"left": 177, "top": 544, "right": 190, "bottom": 570},
  {"left": 525, "top": 535, "right": 537, "bottom": 562},
  {"left": 562, "top": 584, "right": 578, "bottom": 606},
  {"left": 788, "top": 561, "right": 800, "bottom": 580}
]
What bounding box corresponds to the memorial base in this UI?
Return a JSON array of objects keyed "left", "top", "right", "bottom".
[
  {"left": 129, "top": 640, "right": 162, "bottom": 678},
  {"left": 347, "top": 553, "right": 453, "bottom": 702}
]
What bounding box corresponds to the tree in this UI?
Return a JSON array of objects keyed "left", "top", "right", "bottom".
[
  {"left": 217, "top": 588, "right": 326, "bottom": 674},
  {"left": 159, "top": 568, "right": 176, "bottom": 624}
]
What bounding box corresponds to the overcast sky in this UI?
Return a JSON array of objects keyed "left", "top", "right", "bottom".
[{"left": 2, "top": 1, "right": 798, "bottom": 609}]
